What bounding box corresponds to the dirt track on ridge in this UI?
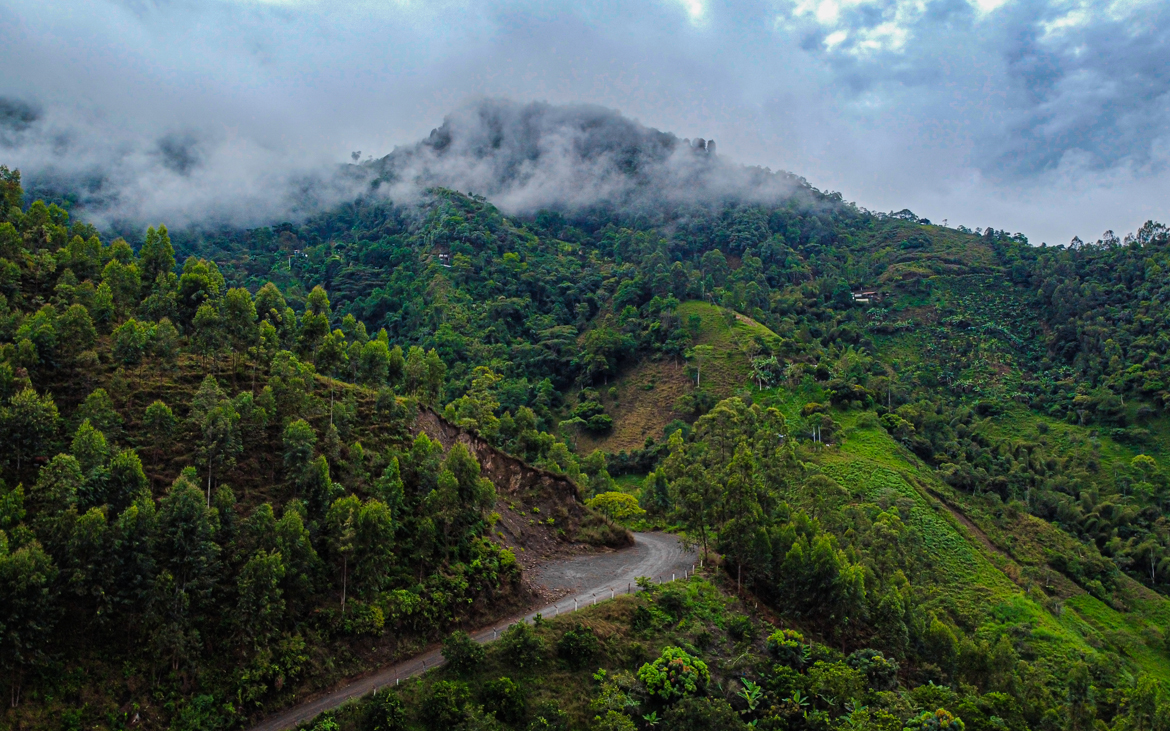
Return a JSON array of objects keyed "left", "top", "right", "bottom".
[{"left": 247, "top": 532, "right": 698, "bottom": 731}]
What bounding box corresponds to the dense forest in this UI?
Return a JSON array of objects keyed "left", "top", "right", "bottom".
[{"left": 3, "top": 152, "right": 1170, "bottom": 731}]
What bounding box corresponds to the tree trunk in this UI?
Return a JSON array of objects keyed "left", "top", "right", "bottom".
[{"left": 341, "top": 556, "right": 348, "bottom": 614}]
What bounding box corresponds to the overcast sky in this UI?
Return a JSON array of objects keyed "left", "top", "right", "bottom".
[{"left": 1, "top": 0, "right": 1167, "bottom": 244}]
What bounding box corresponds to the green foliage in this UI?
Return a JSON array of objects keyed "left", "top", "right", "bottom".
[
  {"left": 636, "top": 646, "right": 710, "bottom": 702},
  {"left": 766, "top": 629, "right": 807, "bottom": 667},
  {"left": 586, "top": 491, "right": 646, "bottom": 523},
  {"left": 443, "top": 630, "right": 486, "bottom": 675},
  {"left": 902, "top": 709, "right": 966, "bottom": 731},
  {"left": 1, "top": 387, "right": 59, "bottom": 471},
  {"left": 363, "top": 692, "right": 407, "bottom": 731},
  {"left": 500, "top": 620, "right": 545, "bottom": 670},
  {"left": 556, "top": 623, "right": 600, "bottom": 669},
  {"left": 7, "top": 169, "right": 1170, "bottom": 731},
  {"left": 481, "top": 676, "right": 526, "bottom": 723},
  {"left": 660, "top": 696, "right": 748, "bottom": 731},
  {"left": 422, "top": 680, "right": 471, "bottom": 730}
]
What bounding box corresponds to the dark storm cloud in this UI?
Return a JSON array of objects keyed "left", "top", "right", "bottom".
[{"left": 0, "top": 0, "right": 1166, "bottom": 243}]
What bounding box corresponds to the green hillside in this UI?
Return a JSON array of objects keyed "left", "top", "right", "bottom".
[
  {"left": 575, "top": 300, "right": 780, "bottom": 455},
  {"left": 4, "top": 156, "right": 1170, "bottom": 730}
]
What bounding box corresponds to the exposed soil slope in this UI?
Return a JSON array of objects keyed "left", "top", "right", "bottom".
[{"left": 416, "top": 409, "right": 633, "bottom": 566}]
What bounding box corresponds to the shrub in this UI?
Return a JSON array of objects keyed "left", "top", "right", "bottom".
[
  {"left": 482, "top": 676, "right": 526, "bottom": 723},
  {"left": 344, "top": 601, "right": 385, "bottom": 636},
  {"left": 766, "top": 629, "right": 807, "bottom": 668},
  {"left": 500, "top": 621, "right": 545, "bottom": 670},
  {"left": 903, "top": 709, "right": 966, "bottom": 731},
  {"left": 593, "top": 711, "right": 637, "bottom": 731},
  {"left": 846, "top": 648, "right": 900, "bottom": 691},
  {"left": 656, "top": 586, "right": 690, "bottom": 618},
  {"left": 363, "top": 692, "right": 406, "bottom": 731},
  {"left": 557, "top": 623, "right": 600, "bottom": 669},
  {"left": 725, "top": 613, "right": 755, "bottom": 642},
  {"left": 801, "top": 402, "right": 826, "bottom": 417},
  {"left": 637, "top": 646, "right": 710, "bottom": 702},
  {"left": 807, "top": 661, "right": 864, "bottom": 708},
  {"left": 660, "top": 696, "right": 748, "bottom": 731},
  {"left": 631, "top": 605, "right": 656, "bottom": 631},
  {"left": 311, "top": 717, "right": 340, "bottom": 731},
  {"left": 442, "top": 630, "right": 486, "bottom": 675},
  {"left": 525, "top": 702, "right": 569, "bottom": 731},
  {"left": 421, "top": 681, "right": 470, "bottom": 730}
]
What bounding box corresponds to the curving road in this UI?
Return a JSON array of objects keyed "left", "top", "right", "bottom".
[{"left": 247, "top": 532, "right": 698, "bottom": 731}]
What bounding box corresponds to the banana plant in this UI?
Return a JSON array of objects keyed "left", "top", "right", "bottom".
[{"left": 738, "top": 678, "right": 763, "bottom": 713}]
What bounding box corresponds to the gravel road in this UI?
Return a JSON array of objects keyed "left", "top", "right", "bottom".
[{"left": 247, "top": 532, "right": 698, "bottom": 731}]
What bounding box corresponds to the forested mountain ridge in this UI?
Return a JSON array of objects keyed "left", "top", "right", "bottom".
[{"left": 5, "top": 127, "right": 1170, "bottom": 731}]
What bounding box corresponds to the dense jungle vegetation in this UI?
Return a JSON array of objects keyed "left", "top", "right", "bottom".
[{"left": 4, "top": 156, "right": 1170, "bottom": 730}]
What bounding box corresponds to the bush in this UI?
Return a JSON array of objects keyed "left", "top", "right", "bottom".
[
  {"left": 903, "top": 709, "right": 966, "bottom": 731},
  {"left": 725, "top": 613, "right": 755, "bottom": 642},
  {"left": 660, "top": 696, "right": 748, "bottom": 731},
  {"left": 636, "top": 646, "right": 710, "bottom": 702},
  {"left": 847, "top": 648, "right": 900, "bottom": 691},
  {"left": 525, "top": 702, "right": 569, "bottom": 731},
  {"left": 344, "top": 601, "right": 385, "bottom": 636},
  {"left": 422, "top": 681, "right": 470, "bottom": 730},
  {"left": 631, "top": 605, "right": 656, "bottom": 631},
  {"left": 557, "top": 623, "right": 600, "bottom": 669},
  {"left": 500, "top": 621, "right": 545, "bottom": 670},
  {"left": 801, "top": 401, "right": 826, "bottom": 417},
  {"left": 482, "top": 676, "right": 526, "bottom": 723},
  {"left": 586, "top": 413, "right": 614, "bottom": 433},
  {"left": 311, "top": 717, "right": 340, "bottom": 731},
  {"left": 443, "top": 630, "right": 486, "bottom": 675},
  {"left": 593, "top": 710, "right": 637, "bottom": 731},
  {"left": 766, "top": 629, "right": 807, "bottom": 668},
  {"left": 656, "top": 586, "right": 690, "bottom": 618},
  {"left": 363, "top": 691, "right": 407, "bottom": 731}
]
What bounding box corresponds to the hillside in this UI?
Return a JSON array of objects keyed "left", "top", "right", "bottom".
[
  {"left": 574, "top": 300, "right": 781, "bottom": 455},
  {"left": 4, "top": 145, "right": 1170, "bottom": 731}
]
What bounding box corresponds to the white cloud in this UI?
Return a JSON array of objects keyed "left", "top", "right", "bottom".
[
  {"left": 0, "top": 0, "right": 1166, "bottom": 244},
  {"left": 669, "top": 0, "right": 707, "bottom": 22}
]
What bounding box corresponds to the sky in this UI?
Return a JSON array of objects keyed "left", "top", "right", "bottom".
[{"left": 1, "top": 0, "right": 1168, "bottom": 244}]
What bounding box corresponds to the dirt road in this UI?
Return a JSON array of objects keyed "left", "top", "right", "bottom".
[{"left": 247, "top": 532, "right": 698, "bottom": 731}]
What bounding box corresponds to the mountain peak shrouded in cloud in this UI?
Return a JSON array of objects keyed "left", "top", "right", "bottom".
[
  {"left": 1, "top": 96, "right": 814, "bottom": 230},
  {"left": 1, "top": 0, "right": 1167, "bottom": 242},
  {"left": 369, "top": 100, "right": 805, "bottom": 216}
]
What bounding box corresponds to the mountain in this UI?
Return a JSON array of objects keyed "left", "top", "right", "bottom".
[{"left": 2, "top": 104, "right": 1170, "bottom": 729}]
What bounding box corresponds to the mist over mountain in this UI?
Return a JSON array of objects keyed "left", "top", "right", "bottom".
[
  {"left": 0, "top": 97, "right": 821, "bottom": 231},
  {"left": 368, "top": 100, "right": 811, "bottom": 216}
]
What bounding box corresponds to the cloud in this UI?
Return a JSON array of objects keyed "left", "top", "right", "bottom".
[
  {"left": 369, "top": 99, "right": 803, "bottom": 215},
  {"left": 0, "top": 0, "right": 1165, "bottom": 243}
]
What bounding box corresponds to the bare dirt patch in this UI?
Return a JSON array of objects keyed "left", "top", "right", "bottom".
[{"left": 576, "top": 359, "right": 693, "bottom": 454}]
